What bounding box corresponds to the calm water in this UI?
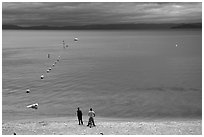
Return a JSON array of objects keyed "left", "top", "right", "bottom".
[{"left": 2, "top": 30, "right": 202, "bottom": 121}]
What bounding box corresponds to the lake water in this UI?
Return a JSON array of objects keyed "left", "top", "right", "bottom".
[{"left": 2, "top": 30, "right": 202, "bottom": 121}]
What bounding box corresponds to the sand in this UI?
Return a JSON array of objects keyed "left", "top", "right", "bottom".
[{"left": 2, "top": 117, "right": 202, "bottom": 135}]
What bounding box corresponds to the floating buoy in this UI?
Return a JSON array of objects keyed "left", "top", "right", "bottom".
[
  {"left": 26, "top": 89, "right": 30, "bottom": 93},
  {"left": 49, "top": 67, "right": 52, "bottom": 70},
  {"left": 47, "top": 69, "right": 50, "bottom": 73},
  {"left": 41, "top": 74, "right": 44, "bottom": 79},
  {"left": 74, "top": 38, "right": 78, "bottom": 41},
  {"left": 52, "top": 64, "right": 55, "bottom": 67}
]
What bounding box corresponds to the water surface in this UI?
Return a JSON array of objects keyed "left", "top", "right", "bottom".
[{"left": 2, "top": 30, "right": 202, "bottom": 121}]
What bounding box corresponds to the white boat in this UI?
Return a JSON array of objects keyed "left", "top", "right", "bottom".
[{"left": 27, "top": 103, "right": 38, "bottom": 109}]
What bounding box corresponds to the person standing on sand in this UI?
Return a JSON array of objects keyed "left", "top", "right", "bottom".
[
  {"left": 77, "top": 107, "right": 83, "bottom": 125},
  {"left": 87, "top": 108, "right": 96, "bottom": 127}
]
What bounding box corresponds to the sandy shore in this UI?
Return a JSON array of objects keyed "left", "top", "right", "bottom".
[{"left": 2, "top": 117, "right": 202, "bottom": 135}]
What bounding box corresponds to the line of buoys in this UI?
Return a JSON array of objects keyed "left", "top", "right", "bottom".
[{"left": 26, "top": 38, "right": 78, "bottom": 110}]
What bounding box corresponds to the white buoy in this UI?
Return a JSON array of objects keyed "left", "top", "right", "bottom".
[
  {"left": 47, "top": 69, "right": 50, "bottom": 73},
  {"left": 176, "top": 44, "right": 178, "bottom": 47},
  {"left": 41, "top": 74, "right": 44, "bottom": 79},
  {"left": 27, "top": 103, "right": 38, "bottom": 109},
  {"left": 74, "top": 38, "right": 78, "bottom": 41},
  {"left": 26, "top": 89, "right": 30, "bottom": 93},
  {"left": 53, "top": 64, "right": 55, "bottom": 67},
  {"left": 49, "top": 67, "right": 52, "bottom": 70}
]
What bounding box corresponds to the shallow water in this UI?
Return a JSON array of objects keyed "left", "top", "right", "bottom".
[{"left": 2, "top": 30, "right": 202, "bottom": 121}]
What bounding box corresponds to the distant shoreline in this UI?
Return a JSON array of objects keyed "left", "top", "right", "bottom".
[{"left": 2, "top": 23, "right": 202, "bottom": 30}]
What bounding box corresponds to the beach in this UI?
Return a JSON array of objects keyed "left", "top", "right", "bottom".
[{"left": 2, "top": 117, "right": 202, "bottom": 135}]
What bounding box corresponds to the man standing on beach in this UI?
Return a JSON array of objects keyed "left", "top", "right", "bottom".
[
  {"left": 87, "top": 108, "right": 96, "bottom": 127},
  {"left": 77, "top": 107, "right": 83, "bottom": 125}
]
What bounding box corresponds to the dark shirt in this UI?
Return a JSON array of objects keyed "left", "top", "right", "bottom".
[{"left": 77, "top": 110, "right": 82, "bottom": 118}]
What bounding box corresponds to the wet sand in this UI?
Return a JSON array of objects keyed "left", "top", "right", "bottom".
[{"left": 2, "top": 117, "right": 202, "bottom": 135}]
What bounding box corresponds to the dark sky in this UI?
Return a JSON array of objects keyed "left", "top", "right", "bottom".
[{"left": 2, "top": 2, "right": 202, "bottom": 26}]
